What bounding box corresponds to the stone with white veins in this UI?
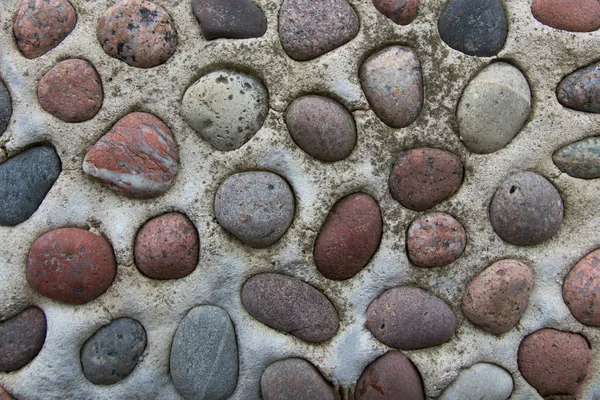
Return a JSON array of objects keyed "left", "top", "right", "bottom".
[{"left": 439, "top": 363, "right": 514, "bottom": 400}]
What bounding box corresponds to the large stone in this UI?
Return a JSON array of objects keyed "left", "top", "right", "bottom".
[
  {"left": 557, "top": 61, "right": 600, "bottom": 113},
  {"left": 553, "top": 137, "right": 600, "bottom": 179},
  {"left": 0, "top": 80, "right": 11, "bottom": 135},
  {"left": 532, "top": 0, "right": 600, "bottom": 32},
  {"left": 261, "top": 358, "right": 339, "bottom": 400},
  {"left": 192, "top": 0, "right": 267, "bottom": 40},
  {"left": 0, "top": 307, "right": 46, "bottom": 372},
  {"left": 439, "top": 363, "right": 513, "bottom": 400},
  {"left": 372, "top": 0, "right": 420, "bottom": 25},
  {"left": 563, "top": 249, "right": 600, "bottom": 326}
]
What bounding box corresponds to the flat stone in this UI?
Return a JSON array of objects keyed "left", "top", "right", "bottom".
[
  {"left": 214, "top": 171, "right": 294, "bottom": 248},
  {"left": 37, "top": 59, "right": 103, "bottom": 123},
  {"left": 81, "top": 318, "right": 147, "bottom": 385},
  {"left": 13, "top": 0, "right": 77, "bottom": 58},
  {"left": 457, "top": 62, "right": 531, "bottom": 154},
  {"left": 438, "top": 0, "right": 508, "bottom": 57},
  {"left": 261, "top": 358, "right": 338, "bottom": 400},
  {"left": 0, "top": 307, "right": 46, "bottom": 372},
  {"left": 489, "top": 172, "right": 563, "bottom": 246},
  {"left": 170, "top": 305, "right": 238, "bottom": 400},
  {"left": 0, "top": 80, "right": 11, "bottom": 135},
  {"left": 285, "top": 95, "right": 356, "bottom": 162},
  {"left": 462, "top": 259, "right": 533, "bottom": 334},
  {"left": 563, "top": 249, "right": 600, "bottom": 326},
  {"left": 532, "top": 0, "right": 600, "bottom": 32},
  {"left": 366, "top": 286, "right": 456, "bottom": 350},
  {"left": 388, "top": 148, "right": 463, "bottom": 211},
  {"left": 553, "top": 137, "right": 600, "bottom": 179},
  {"left": 557, "top": 62, "right": 600, "bottom": 113},
  {"left": 439, "top": 363, "right": 514, "bottom": 400},
  {"left": 360, "top": 46, "right": 423, "bottom": 128},
  {"left": 241, "top": 273, "right": 339, "bottom": 342},
  {"left": 27, "top": 227, "right": 117, "bottom": 304},
  {"left": 97, "top": 0, "right": 177, "bottom": 68},
  {"left": 372, "top": 0, "right": 419, "bottom": 25},
  {"left": 279, "top": 0, "right": 359, "bottom": 61},
  {"left": 182, "top": 71, "right": 268, "bottom": 151},
  {"left": 0, "top": 146, "right": 61, "bottom": 226},
  {"left": 192, "top": 0, "right": 267, "bottom": 40},
  {"left": 82, "top": 112, "right": 179, "bottom": 199}
]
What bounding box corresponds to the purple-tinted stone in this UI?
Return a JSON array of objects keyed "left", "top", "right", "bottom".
[
  {"left": 557, "top": 62, "right": 600, "bottom": 113},
  {"left": 553, "top": 137, "right": 600, "bottom": 179},
  {"left": 0, "top": 307, "right": 47, "bottom": 372},
  {"left": 261, "top": 358, "right": 339, "bottom": 400}
]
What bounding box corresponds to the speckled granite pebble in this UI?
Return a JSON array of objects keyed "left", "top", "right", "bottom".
[
  {"left": 557, "top": 62, "right": 600, "bottom": 113},
  {"left": 563, "top": 249, "right": 600, "bottom": 326},
  {"left": 532, "top": 0, "right": 600, "bottom": 32},
  {"left": 372, "top": 0, "right": 419, "bottom": 25},
  {"left": 553, "top": 137, "right": 600, "bottom": 179},
  {"left": 192, "top": 0, "right": 267, "bottom": 40},
  {"left": 0, "top": 80, "right": 11, "bottom": 135},
  {"left": 261, "top": 358, "right": 339, "bottom": 400},
  {"left": 439, "top": 363, "right": 513, "bottom": 400},
  {"left": 0, "top": 307, "right": 46, "bottom": 372}
]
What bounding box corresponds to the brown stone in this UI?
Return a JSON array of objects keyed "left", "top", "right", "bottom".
[
  {"left": 261, "top": 358, "right": 339, "bottom": 400},
  {"left": 372, "top": 0, "right": 419, "bottom": 25},
  {"left": 563, "top": 249, "right": 600, "bottom": 326},
  {"left": 0, "top": 307, "right": 46, "bottom": 372},
  {"left": 532, "top": 0, "right": 600, "bottom": 32}
]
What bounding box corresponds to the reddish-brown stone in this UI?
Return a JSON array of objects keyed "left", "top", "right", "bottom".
[
  {"left": 37, "top": 59, "right": 103, "bottom": 123},
  {"left": 0, "top": 307, "right": 46, "bottom": 372},
  {"left": 134, "top": 212, "right": 199, "bottom": 280},
  {"left": 532, "top": 0, "right": 600, "bottom": 32},
  {"left": 563, "top": 249, "right": 600, "bottom": 326},
  {"left": 372, "top": 0, "right": 420, "bottom": 25},
  {"left": 0, "top": 387, "right": 15, "bottom": 400},
  {"left": 314, "top": 193, "right": 382, "bottom": 280},
  {"left": 27, "top": 228, "right": 117, "bottom": 305}
]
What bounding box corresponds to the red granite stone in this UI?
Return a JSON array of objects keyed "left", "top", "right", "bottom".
[
  {"left": 372, "top": 0, "right": 419, "bottom": 25},
  {"left": 563, "top": 249, "right": 600, "bottom": 326},
  {"left": 532, "top": 0, "right": 600, "bottom": 32},
  {"left": 27, "top": 228, "right": 117, "bottom": 305},
  {"left": 0, "top": 307, "right": 46, "bottom": 372}
]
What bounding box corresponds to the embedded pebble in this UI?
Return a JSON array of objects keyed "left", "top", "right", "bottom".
[
  {"left": 372, "top": 0, "right": 419, "bottom": 25},
  {"left": 37, "top": 59, "right": 103, "bottom": 123},
  {"left": 366, "top": 286, "right": 456, "bottom": 350},
  {"left": 0, "top": 146, "right": 61, "bottom": 226},
  {"left": 563, "top": 249, "right": 600, "bottom": 326},
  {"left": 261, "top": 358, "right": 338, "bottom": 400},
  {"left": 241, "top": 273, "right": 339, "bottom": 342},
  {"left": 192, "top": 0, "right": 267, "bottom": 40},
  {"left": 314, "top": 193, "right": 382, "bottom": 280},
  {"left": 553, "top": 137, "right": 600, "bottom": 179},
  {"left": 82, "top": 112, "right": 179, "bottom": 198},
  {"left": 81, "top": 318, "right": 147, "bottom": 385},
  {"left": 557, "top": 61, "right": 600, "bottom": 113},
  {"left": 532, "top": 0, "right": 600, "bottom": 32},
  {"left": 286, "top": 95, "right": 356, "bottom": 162},
  {"left": 360, "top": 46, "right": 423, "bottom": 128},
  {"left": 170, "top": 305, "right": 238, "bottom": 400},
  {"left": 0, "top": 80, "right": 11, "bottom": 135},
  {"left": 457, "top": 62, "right": 531, "bottom": 154},
  {"left": 97, "top": 0, "right": 177, "bottom": 68},
  {"left": 214, "top": 171, "right": 294, "bottom": 248},
  {"left": 0, "top": 307, "right": 46, "bottom": 372},
  {"left": 13, "top": 0, "right": 77, "bottom": 58},
  {"left": 279, "top": 0, "right": 359, "bottom": 61},
  {"left": 439, "top": 363, "right": 514, "bottom": 400},
  {"left": 27, "top": 228, "right": 117, "bottom": 304},
  {"left": 489, "top": 172, "right": 563, "bottom": 246}
]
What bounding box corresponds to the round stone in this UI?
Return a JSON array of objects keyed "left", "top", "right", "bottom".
[
  {"left": 553, "top": 137, "right": 600, "bottom": 179},
  {"left": 27, "top": 227, "right": 117, "bottom": 305},
  {"left": 439, "top": 363, "right": 514, "bottom": 400},
  {"left": 0, "top": 307, "right": 46, "bottom": 372},
  {"left": 285, "top": 95, "right": 356, "bottom": 162},
  {"left": 192, "top": 0, "right": 267, "bottom": 40},
  {"left": 37, "top": 59, "right": 104, "bottom": 123},
  {"left": 489, "top": 172, "right": 563, "bottom": 246},
  {"left": 563, "top": 249, "right": 600, "bottom": 326},
  {"left": 0, "top": 80, "right": 11, "bottom": 135},
  {"left": 532, "top": 0, "right": 600, "bottom": 32},
  {"left": 557, "top": 61, "right": 600, "bottom": 113},
  {"left": 97, "top": 0, "right": 177, "bottom": 68},
  {"left": 372, "top": 0, "right": 420, "bottom": 25},
  {"left": 261, "top": 358, "right": 338, "bottom": 400}
]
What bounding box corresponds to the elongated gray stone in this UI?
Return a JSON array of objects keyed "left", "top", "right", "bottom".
[
  {"left": 557, "top": 62, "right": 600, "bottom": 113},
  {"left": 553, "top": 137, "right": 600, "bottom": 179},
  {"left": 439, "top": 363, "right": 514, "bottom": 400}
]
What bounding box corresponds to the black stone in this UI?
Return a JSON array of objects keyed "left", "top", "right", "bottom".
[
  {"left": 192, "top": 0, "right": 267, "bottom": 40},
  {"left": 557, "top": 62, "right": 600, "bottom": 113},
  {"left": 0, "top": 80, "right": 11, "bottom": 135}
]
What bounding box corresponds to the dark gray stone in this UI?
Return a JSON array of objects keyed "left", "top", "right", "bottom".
[
  {"left": 554, "top": 137, "right": 600, "bottom": 179},
  {"left": 192, "top": 0, "right": 267, "bottom": 40},
  {"left": 0, "top": 80, "right": 11, "bottom": 135},
  {"left": 557, "top": 62, "right": 600, "bottom": 113},
  {"left": 261, "top": 358, "right": 339, "bottom": 400}
]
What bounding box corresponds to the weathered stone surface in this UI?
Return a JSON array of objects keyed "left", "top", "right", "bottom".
[
  {"left": 182, "top": 71, "right": 268, "bottom": 151},
  {"left": 489, "top": 172, "right": 563, "bottom": 246},
  {"left": 170, "top": 305, "right": 238, "bottom": 400},
  {"left": 388, "top": 148, "right": 463, "bottom": 210},
  {"left": 0, "top": 307, "right": 46, "bottom": 372},
  {"left": 82, "top": 112, "right": 179, "bottom": 198},
  {"left": 314, "top": 193, "right": 382, "bottom": 280},
  {"left": 553, "top": 137, "right": 600, "bottom": 179},
  {"left": 97, "top": 0, "right": 177, "bottom": 68},
  {"left": 81, "top": 317, "right": 147, "bottom": 385},
  {"left": 372, "top": 0, "right": 419, "bottom": 25},
  {"left": 0, "top": 80, "right": 11, "bottom": 135},
  {"left": 366, "top": 286, "right": 456, "bottom": 350},
  {"left": 532, "top": 0, "right": 600, "bottom": 32},
  {"left": 261, "top": 358, "right": 338, "bottom": 400},
  {"left": 192, "top": 0, "right": 267, "bottom": 40},
  {"left": 563, "top": 249, "right": 600, "bottom": 326},
  {"left": 360, "top": 46, "right": 423, "bottom": 128},
  {"left": 457, "top": 62, "right": 531, "bottom": 154},
  {"left": 439, "top": 363, "right": 514, "bottom": 400},
  {"left": 557, "top": 62, "right": 600, "bottom": 113},
  {"left": 27, "top": 228, "right": 117, "bottom": 304},
  {"left": 279, "top": 0, "right": 359, "bottom": 61},
  {"left": 462, "top": 260, "right": 533, "bottom": 334},
  {"left": 13, "top": 0, "right": 77, "bottom": 58},
  {"left": 286, "top": 95, "right": 356, "bottom": 161},
  {"left": 241, "top": 273, "right": 339, "bottom": 342}
]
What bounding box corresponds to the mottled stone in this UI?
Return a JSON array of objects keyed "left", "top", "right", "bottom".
[
  {"left": 27, "top": 228, "right": 117, "bottom": 304},
  {"left": 13, "top": 0, "right": 77, "bottom": 58},
  {"left": 360, "top": 46, "right": 423, "bottom": 128},
  {"left": 0, "top": 307, "right": 46, "bottom": 372},
  {"left": 462, "top": 260, "right": 533, "bottom": 334},
  {"left": 261, "top": 358, "right": 339, "bottom": 400},
  {"left": 439, "top": 363, "right": 514, "bottom": 400},
  {"left": 388, "top": 148, "right": 463, "bottom": 211},
  {"left": 0, "top": 80, "right": 11, "bottom": 135},
  {"left": 532, "top": 0, "right": 600, "bottom": 32},
  {"left": 97, "top": 0, "right": 177, "bottom": 68},
  {"left": 37, "top": 59, "right": 103, "bottom": 123},
  {"left": 563, "top": 249, "right": 600, "bottom": 326},
  {"left": 192, "top": 0, "right": 267, "bottom": 40},
  {"left": 83, "top": 112, "right": 179, "bottom": 198},
  {"left": 557, "top": 62, "right": 600, "bottom": 113},
  {"left": 366, "top": 286, "right": 456, "bottom": 350},
  {"left": 241, "top": 273, "right": 339, "bottom": 342},
  {"left": 438, "top": 0, "right": 508, "bottom": 57},
  {"left": 170, "top": 305, "right": 238, "bottom": 400},
  {"left": 553, "top": 137, "right": 600, "bottom": 179},
  {"left": 286, "top": 95, "right": 356, "bottom": 161},
  {"left": 489, "top": 172, "right": 563, "bottom": 246},
  {"left": 81, "top": 318, "right": 147, "bottom": 385},
  {"left": 372, "top": 0, "right": 419, "bottom": 25},
  {"left": 182, "top": 71, "right": 268, "bottom": 151},
  {"left": 279, "top": 0, "right": 359, "bottom": 61},
  {"left": 457, "top": 62, "right": 531, "bottom": 154}
]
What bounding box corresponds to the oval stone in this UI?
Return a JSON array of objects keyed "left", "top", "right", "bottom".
[
  {"left": 553, "top": 137, "right": 600, "bottom": 179},
  {"left": 372, "top": 0, "right": 420, "bottom": 25},
  {"left": 557, "top": 61, "right": 600, "bottom": 113},
  {"left": 462, "top": 259, "right": 533, "bottom": 334},
  {"left": 27, "top": 227, "right": 117, "bottom": 304},
  {"left": 286, "top": 95, "right": 356, "bottom": 162},
  {"left": 439, "top": 363, "right": 513, "bottom": 400},
  {"left": 0, "top": 307, "right": 46, "bottom": 372},
  {"left": 532, "top": 0, "right": 600, "bottom": 32},
  {"left": 261, "top": 358, "right": 338, "bottom": 400},
  {"left": 0, "top": 80, "right": 11, "bottom": 135},
  {"left": 170, "top": 305, "right": 238, "bottom": 400},
  {"left": 360, "top": 46, "right": 423, "bottom": 129},
  {"left": 457, "top": 62, "right": 531, "bottom": 154},
  {"left": 366, "top": 286, "right": 456, "bottom": 350},
  {"left": 81, "top": 317, "right": 147, "bottom": 385},
  {"left": 192, "top": 0, "right": 267, "bottom": 40},
  {"left": 563, "top": 249, "right": 600, "bottom": 326},
  {"left": 489, "top": 172, "right": 563, "bottom": 246},
  {"left": 241, "top": 273, "right": 339, "bottom": 342}
]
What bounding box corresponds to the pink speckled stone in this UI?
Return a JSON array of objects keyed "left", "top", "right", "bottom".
[
  {"left": 532, "top": 0, "right": 600, "bottom": 32},
  {"left": 563, "top": 249, "right": 600, "bottom": 326}
]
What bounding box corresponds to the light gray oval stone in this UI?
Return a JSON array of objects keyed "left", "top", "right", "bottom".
[
  {"left": 553, "top": 137, "right": 600, "bottom": 179},
  {"left": 170, "top": 305, "right": 239, "bottom": 400},
  {"left": 457, "top": 62, "right": 531, "bottom": 154},
  {"left": 182, "top": 70, "right": 269, "bottom": 151},
  {"left": 439, "top": 363, "right": 514, "bottom": 400}
]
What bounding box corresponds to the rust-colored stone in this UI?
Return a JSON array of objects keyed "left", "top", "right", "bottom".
[
  {"left": 0, "top": 307, "right": 47, "bottom": 372},
  {"left": 532, "top": 0, "right": 600, "bottom": 32},
  {"left": 563, "top": 249, "right": 600, "bottom": 326}
]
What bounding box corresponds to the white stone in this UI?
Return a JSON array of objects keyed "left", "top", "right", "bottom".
[{"left": 439, "top": 363, "right": 514, "bottom": 400}]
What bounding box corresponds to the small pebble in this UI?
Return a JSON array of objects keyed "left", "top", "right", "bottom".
[
  {"left": 192, "top": 0, "right": 267, "bottom": 40},
  {"left": 557, "top": 61, "right": 600, "bottom": 113},
  {"left": 261, "top": 358, "right": 338, "bottom": 400},
  {"left": 553, "top": 137, "right": 600, "bottom": 179},
  {"left": 0, "top": 307, "right": 46, "bottom": 372},
  {"left": 0, "top": 80, "right": 11, "bottom": 135},
  {"left": 439, "top": 363, "right": 513, "bottom": 400},
  {"left": 563, "top": 249, "right": 600, "bottom": 326},
  {"left": 532, "top": 0, "right": 600, "bottom": 32},
  {"left": 372, "top": 0, "right": 419, "bottom": 25}
]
